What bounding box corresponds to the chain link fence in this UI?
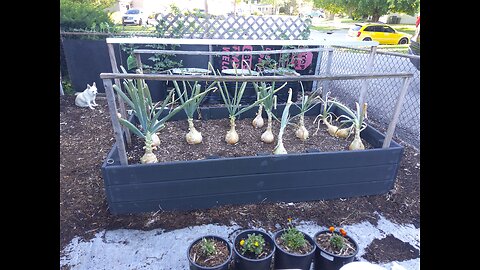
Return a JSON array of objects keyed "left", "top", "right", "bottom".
[{"left": 316, "top": 46, "right": 420, "bottom": 149}]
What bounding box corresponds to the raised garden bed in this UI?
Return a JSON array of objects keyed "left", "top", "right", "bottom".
[{"left": 101, "top": 104, "right": 403, "bottom": 214}]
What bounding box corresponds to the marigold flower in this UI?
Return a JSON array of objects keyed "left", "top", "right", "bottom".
[
  {"left": 254, "top": 241, "right": 259, "bottom": 246},
  {"left": 340, "top": 228, "right": 347, "bottom": 236},
  {"left": 240, "top": 239, "right": 245, "bottom": 246},
  {"left": 329, "top": 226, "right": 335, "bottom": 232}
]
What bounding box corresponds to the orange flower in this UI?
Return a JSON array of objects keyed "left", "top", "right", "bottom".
[
  {"left": 329, "top": 226, "right": 335, "bottom": 232},
  {"left": 340, "top": 228, "right": 347, "bottom": 236},
  {"left": 240, "top": 239, "right": 245, "bottom": 246}
]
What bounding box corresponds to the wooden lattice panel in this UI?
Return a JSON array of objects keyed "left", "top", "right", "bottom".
[{"left": 156, "top": 14, "right": 311, "bottom": 40}]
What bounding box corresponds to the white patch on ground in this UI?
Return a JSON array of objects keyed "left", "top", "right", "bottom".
[
  {"left": 60, "top": 214, "right": 420, "bottom": 270},
  {"left": 376, "top": 215, "right": 420, "bottom": 250},
  {"left": 60, "top": 224, "right": 240, "bottom": 270}
]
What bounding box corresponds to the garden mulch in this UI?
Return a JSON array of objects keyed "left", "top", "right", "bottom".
[{"left": 60, "top": 95, "right": 420, "bottom": 263}]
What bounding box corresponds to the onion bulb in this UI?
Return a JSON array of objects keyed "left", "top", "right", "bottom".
[
  {"left": 151, "top": 133, "right": 160, "bottom": 148},
  {"left": 141, "top": 133, "right": 158, "bottom": 163},
  {"left": 273, "top": 141, "right": 287, "bottom": 155},
  {"left": 295, "top": 125, "right": 309, "bottom": 141},
  {"left": 349, "top": 128, "right": 365, "bottom": 150},
  {"left": 226, "top": 128, "right": 239, "bottom": 144},
  {"left": 335, "top": 126, "right": 353, "bottom": 139},
  {"left": 226, "top": 117, "right": 239, "bottom": 144},
  {"left": 186, "top": 118, "right": 202, "bottom": 145},
  {"left": 324, "top": 118, "right": 340, "bottom": 137},
  {"left": 140, "top": 152, "right": 158, "bottom": 164},
  {"left": 261, "top": 112, "right": 275, "bottom": 143},
  {"left": 261, "top": 127, "right": 274, "bottom": 143},
  {"left": 252, "top": 105, "right": 264, "bottom": 128},
  {"left": 295, "top": 115, "right": 309, "bottom": 141}
]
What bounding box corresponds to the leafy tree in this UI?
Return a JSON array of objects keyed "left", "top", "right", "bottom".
[
  {"left": 387, "top": 0, "right": 420, "bottom": 16},
  {"left": 60, "top": 0, "right": 114, "bottom": 30},
  {"left": 313, "top": 0, "right": 346, "bottom": 14},
  {"left": 356, "top": 0, "right": 389, "bottom": 22},
  {"left": 314, "top": 0, "right": 419, "bottom": 22}
]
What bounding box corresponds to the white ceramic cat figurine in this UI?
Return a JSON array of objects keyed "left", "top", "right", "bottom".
[{"left": 75, "top": 82, "right": 98, "bottom": 109}]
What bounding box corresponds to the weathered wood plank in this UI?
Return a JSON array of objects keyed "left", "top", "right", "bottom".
[
  {"left": 106, "top": 37, "right": 379, "bottom": 47},
  {"left": 108, "top": 164, "right": 397, "bottom": 202},
  {"left": 99, "top": 72, "right": 414, "bottom": 82},
  {"left": 132, "top": 47, "right": 328, "bottom": 56},
  {"left": 107, "top": 43, "right": 131, "bottom": 145},
  {"left": 102, "top": 79, "right": 128, "bottom": 165},
  {"left": 107, "top": 180, "right": 396, "bottom": 214}
]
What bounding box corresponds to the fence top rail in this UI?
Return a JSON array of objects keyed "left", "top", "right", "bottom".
[
  {"left": 132, "top": 47, "right": 332, "bottom": 56},
  {"left": 106, "top": 37, "right": 379, "bottom": 47},
  {"left": 100, "top": 72, "right": 413, "bottom": 82},
  {"left": 334, "top": 45, "right": 420, "bottom": 59}
]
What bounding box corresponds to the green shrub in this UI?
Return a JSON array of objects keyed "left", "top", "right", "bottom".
[{"left": 60, "top": 0, "right": 114, "bottom": 31}]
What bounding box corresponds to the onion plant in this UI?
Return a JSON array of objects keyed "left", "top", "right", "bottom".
[
  {"left": 273, "top": 88, "right": 294, "bottom": 155},
  {"left": 209, "top": 63, "right": 273, "bottom": 145},
  {"left": 252, "top": 80, "right": 287, "bottom": 143},
  {"left": 113, "top": 67, "right": 205, "bottom": 163},
  {"left": 292, "top": 82, "right": 320, "bottom": 141},
  {"left": 329, "top": 101, "right": 368, "bottom": 150},
  {"left": 313, "top": 91, "right": 352, "bottom": 139},
  {"left": 251, "top": 93, "right": 264, "bottom": 129},
  {"left": 172, "top": 79, "right": 216, "bottom": 145}
]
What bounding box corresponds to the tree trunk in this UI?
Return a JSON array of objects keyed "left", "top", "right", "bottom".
[{"left": 372, "top": 12, "right": 380, "bottom": 22}]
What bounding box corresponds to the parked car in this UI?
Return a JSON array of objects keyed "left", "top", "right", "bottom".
[
  {"left": 347, "top": 23, "right": 410, "bottom": 45},
  {"left": 307, "top": 10, "right": 325, "bottom": 18},
  {"left": 122, "top": 9, "right": 148, "bottom": 26},
  {"left": 408, "top": 18, "right": 420, "bottom": 70}
]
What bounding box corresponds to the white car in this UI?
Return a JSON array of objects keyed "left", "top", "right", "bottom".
[{"left": 122, "top": 9, "right": 148, "bottom": 26}]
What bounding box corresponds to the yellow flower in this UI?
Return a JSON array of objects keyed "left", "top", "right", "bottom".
[
  {"left": 287, "top": 217, "right": 292, "bottom": 223},
  {"left": 240, "top": 239, "right": 245, "bottom": 246},
  {"left": 254, "top": 241, "right": 259, "bottom": 246}
]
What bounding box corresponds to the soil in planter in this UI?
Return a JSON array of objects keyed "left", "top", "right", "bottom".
[
  {"left": 235, "top": 239, "right": 274, "bottom": 260},
  {"left": 60, "top": 95, "right": 420, "bottom": 265},
  {"left": 125, "top": 116, "right": 372, "bottom": 164},
  {"left": 189, "top": 238, "right": 230, "bottom": 267},
  {"left": 276, "top": 235, "right": 314, "bottom": 255},
  {"left": 316, "top": 232, "right": 357, "bottom": 256}
]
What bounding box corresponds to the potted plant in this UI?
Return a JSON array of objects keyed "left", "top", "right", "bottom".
[
  {"left": 187, "top": 235, "right": 232, "bottom": 270},
  {"left": 313, "top": 226, "right": 358, "bottom": 270},
  {"left": 273, "top": 219, "right": 316, "bottom": 270},
  {"left": 255, "top": 54, "right": 300, "bottom": 103},
  {"left": 233, "top": 229, "right": 275, "bottom": 270}
]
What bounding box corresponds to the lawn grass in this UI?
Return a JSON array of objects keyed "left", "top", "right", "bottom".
[
  {"left": 340, "top": 18, "right": 363, "bottom": 23},
  {"left": 377, "top": 44, "right": 409, "bottom": 54},
  {"left": 117, "top": 25, "right": 155, "bottom": 32},
  {"left": 391, "top": 25, "right": 415, "bottom": 35},
  {"left": 310, "top": 25, "right": 340, "bottom": 31}
]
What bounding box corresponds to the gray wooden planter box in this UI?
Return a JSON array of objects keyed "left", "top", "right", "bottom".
[{"left": 101, "top": 104, "right": 403, "bottom": 214}]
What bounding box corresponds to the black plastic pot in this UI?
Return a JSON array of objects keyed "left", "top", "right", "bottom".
[
  {"left": 313, "top": 230, "right": 359, "bottom": 270},
  {"left": 233, "top": 229, "right": 275, "bottom": 270},
  {"left": 261, "top": 69, "right": 299, "bottom": 103},
  {"left": 273, "top": 229, "right": 316, "bottom": 270},
  {"left": 171, "top": 68, "right": 212, "bottom": 105},
  {"left": 187, "top": 235, "right": 232, "bottom": 270},
  {"left": 214, "top": 69, "right": 259, "bottom": 105}
]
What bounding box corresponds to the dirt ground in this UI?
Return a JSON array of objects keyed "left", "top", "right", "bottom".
[{"left": 60, "top": 95, "right": 420, "bottom": 263}]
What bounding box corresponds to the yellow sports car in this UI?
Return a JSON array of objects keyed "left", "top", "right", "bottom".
[{"left": 348, "top": 23, "right": 410, "bottom": 45}]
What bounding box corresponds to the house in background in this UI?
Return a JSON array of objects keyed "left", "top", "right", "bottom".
[
  {"left": 379, "top": 13, "right": 418, "bottom": 24},
  {"left": 108, "top": 0, "right": 236, "bottom": 16}
]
